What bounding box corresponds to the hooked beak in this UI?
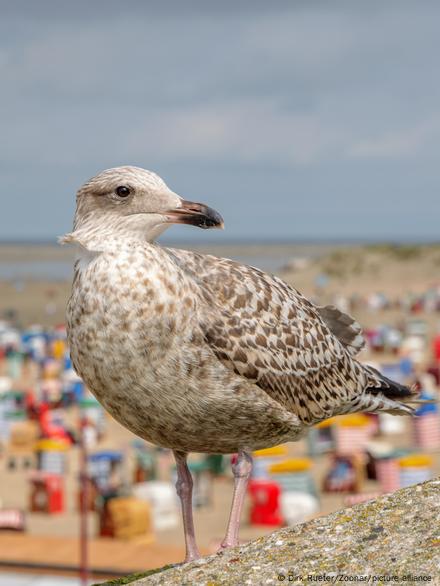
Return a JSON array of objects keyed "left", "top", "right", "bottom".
[{"left": 164, "top": 199, "right": 224, "bottom": 230}]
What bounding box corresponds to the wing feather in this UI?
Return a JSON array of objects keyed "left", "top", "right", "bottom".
[
  {"left": 317, "top": 305, "right": 365, "bottom": 356},
  {"left": 167, "top": 248, "right": 371, "bottom": 423}
]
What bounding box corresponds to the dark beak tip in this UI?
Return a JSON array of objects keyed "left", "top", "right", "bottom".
[
  {"left": 201, "top": 208, "right": 224, "bottom": 229},
  {"left": 166, "top": 200, "right": 224, "bottom": 230}
]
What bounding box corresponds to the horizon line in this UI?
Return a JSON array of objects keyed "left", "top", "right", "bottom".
[{"left": 0, "top": 236, "right": 440, "bottom": 246}]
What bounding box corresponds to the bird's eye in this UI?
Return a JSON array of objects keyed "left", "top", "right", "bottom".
[{"left": 115, "top": 186, "right": 131, "bottom": 198}]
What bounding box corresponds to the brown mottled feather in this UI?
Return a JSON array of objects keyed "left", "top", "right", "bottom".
[
  {"left": 317, "top": 304, "right": 365, "bottom": 356},
  {"left": 167, "top": 249, "right": 411, "bottom": 424}
]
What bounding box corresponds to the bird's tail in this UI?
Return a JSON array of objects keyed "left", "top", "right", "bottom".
[{"left": 362, "top": 365, "right": 433, "bottom": 416}]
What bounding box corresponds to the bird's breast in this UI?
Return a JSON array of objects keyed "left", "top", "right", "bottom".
[{"left": 67, "top": 248, "right": 199, "bottom": 396}]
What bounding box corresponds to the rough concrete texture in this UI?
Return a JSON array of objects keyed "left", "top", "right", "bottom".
[{"left": 102, "top": 479, "right": 440, "bottom": 586}]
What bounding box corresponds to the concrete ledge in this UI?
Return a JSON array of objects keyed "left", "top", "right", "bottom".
[{"left": 100, "top": 479, "right": 440, "bottom": 585}]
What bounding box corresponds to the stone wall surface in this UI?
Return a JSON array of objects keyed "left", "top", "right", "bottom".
[{"left": 102, "top": 479, "right": 440, "bottom": 586}]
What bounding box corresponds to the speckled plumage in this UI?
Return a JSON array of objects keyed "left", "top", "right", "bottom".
[
  {"left": 67, "top": 242, "right": 303, "bottom": 453},
  {"left": 65, "top": 166, "right": 415, "bottom": 457}
]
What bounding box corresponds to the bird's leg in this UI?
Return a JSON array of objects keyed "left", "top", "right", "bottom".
[
  {"left": 173, "top": 450, "right": 200, "bottom": 563},
  {"left": 219, "top": 450, "right": 253, "bottom": 551}
]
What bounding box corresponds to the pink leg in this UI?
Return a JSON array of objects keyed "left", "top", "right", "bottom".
[
  {"left": 173, "top": 450, "right": 200, "bottom": 563},
  {"left": 219, "top": 450, "right": 253, "bottom": 550}
]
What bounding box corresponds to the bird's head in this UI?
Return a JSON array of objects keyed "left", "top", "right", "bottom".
[{"left": 61, "top": 166, "right": 224, "bottom": 248}]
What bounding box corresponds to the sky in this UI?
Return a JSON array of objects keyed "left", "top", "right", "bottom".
[{"left": 1, "top": 1, "right": 440, "bottom": 242}]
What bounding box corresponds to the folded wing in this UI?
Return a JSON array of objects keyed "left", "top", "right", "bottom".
[{"left": 169, "top": 249, "right": 374, "bottom": 423}]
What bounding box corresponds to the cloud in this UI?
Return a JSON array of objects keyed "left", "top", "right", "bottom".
[
  {"left": 1, "top": 1, "right": 440, "bottom": 239},
  {"left": 122, "top": 99, "right": 348, "bottom": 166},
  {"left": 349, "top": 116, "right": 440, "bottom": 158}
]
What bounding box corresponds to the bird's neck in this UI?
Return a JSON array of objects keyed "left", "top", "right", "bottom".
[{"left": 60, "top": 214, "right": 167, "bottom": 252}]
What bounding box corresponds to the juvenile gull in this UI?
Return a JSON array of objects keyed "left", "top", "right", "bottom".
[{"left": 64, "top": 166, "right": 417, "bottom": 562}]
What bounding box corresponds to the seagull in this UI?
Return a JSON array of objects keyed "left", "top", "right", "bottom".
[{"left": 63, "top": 166, "right": 417, "bottom": 563}]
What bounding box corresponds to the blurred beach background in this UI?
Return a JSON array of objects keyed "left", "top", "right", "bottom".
[
  {"left": 1, "top": 239, "right": 440, "bottom": 585},
  {"left": 1, "top": 1, "right": 440, "bottom": 585}
]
